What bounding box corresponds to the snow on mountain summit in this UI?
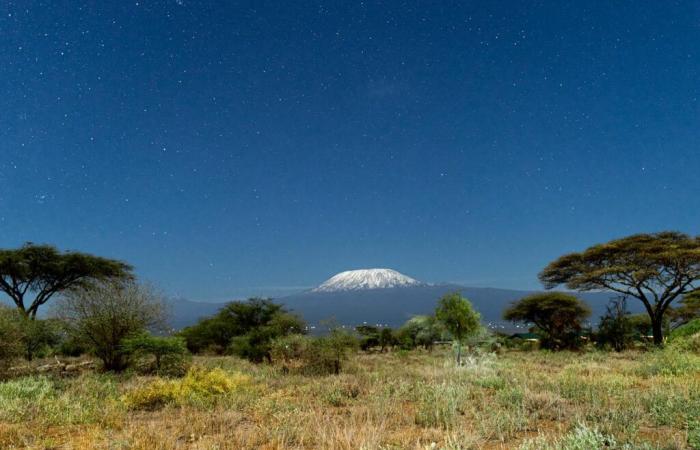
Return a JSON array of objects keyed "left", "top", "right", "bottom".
[{"left": 312, "top": 268, "right": 424, "bottom": 292}]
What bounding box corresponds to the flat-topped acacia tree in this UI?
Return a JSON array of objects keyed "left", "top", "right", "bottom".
[
  {"left": 0, "top": 243, "right": 133, "bottom": 318},
  {"left": 539, "top": 231, "right": 700, "bottom": 346}
]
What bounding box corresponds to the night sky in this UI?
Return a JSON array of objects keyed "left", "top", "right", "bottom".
[{"left": 2, "top": 1, "right": 700, "bottom": 301}]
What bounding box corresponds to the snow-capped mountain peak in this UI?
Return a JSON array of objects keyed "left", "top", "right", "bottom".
[{"left": 312, "top": 268, "right": 424, "bottom": 292}]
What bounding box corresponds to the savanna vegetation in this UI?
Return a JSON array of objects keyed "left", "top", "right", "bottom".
[{"left": 0, "top": 234, "right": 699, "bottom": 449}]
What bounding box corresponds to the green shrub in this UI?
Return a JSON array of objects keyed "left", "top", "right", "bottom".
[
  {"left": 0, "top": 306, "right": 23, "bottom": 371},
  {"left": 303, "top": 330, "right": 358, "bottom": 375},
  {"left": 670, "top": 319, "right": 700, "bottom": 342},
  {"left": 179, "top": 298, "right": 306, "bottom": 362},
  {"left": 122, "top": 333, "right": 191, "bottom": 376},
  {"left": 270, "top": 334, "right": 310, "bottom": 372}
]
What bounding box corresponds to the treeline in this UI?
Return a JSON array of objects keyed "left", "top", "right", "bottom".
[
  {"left": 177, "top": 292, "right": 482, "bottom": 372},
  {"left": 1, "top": 231, "right": 700, "bottom": 378}
]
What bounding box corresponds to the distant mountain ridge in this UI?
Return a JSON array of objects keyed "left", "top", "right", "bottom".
[{"left": 167, "top": 268, "right": 644, "bottom": 330}]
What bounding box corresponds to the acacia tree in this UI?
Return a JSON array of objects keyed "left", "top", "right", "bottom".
[
  {"left": 539, "top": 232, "right": 700, "bottom": 346},
  {"left": 435, "top": 292, "right": 481, "bottom": 364},
  {"left": 0, "top": 243, "right": 133, "bottom": 318},
  {"left": 503, "top": 292, "right": 590, "bottom": 350}
]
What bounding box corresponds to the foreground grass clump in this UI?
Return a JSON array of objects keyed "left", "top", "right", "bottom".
[{"left": 121, "top": 366, "right": 251, "bottom": 410}]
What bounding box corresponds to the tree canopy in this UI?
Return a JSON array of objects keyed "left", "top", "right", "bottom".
[
  {"left": 178, "top": 298, "right": 306, "bottom": 361},
  {"left": 539, "top": 231, "right": 700, "bottom": 345},
  {"left": 503, "top": 292, "right": 590, "bottom": 350},
  {"left": 0, "top": 243, "right": 133, "bottom": 318},
  {"left": 435, "top": 292, "right": 481, "bottom": 363}
]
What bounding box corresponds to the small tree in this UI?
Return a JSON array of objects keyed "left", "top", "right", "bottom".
[
  {"left": 355, "top": 325, "right": 380, "bottom": 351},
  {"left": 596, "top": 297, "right": 635, "bottom": 352},
  {"left": 55, "top": 281, "right": 167, "bottom": 372},
  {"left": 18, "top": 317, "right": 63, "bottom": 361},
  {"left": 122, "top": 333, "right": 190, "bottom": 375},
  {"left": 307, "top": 329, "right": 358, "bottom": 375},
  {"left": 539, "top": 232, "right": 700, "bottom": 346},
  {"left": 503, "top": 293, "right": 590, "bottom": 350},
  {"left": 396, "top": 315, "right": 444, "bottom": 350},
  {"left": 378, "top": 327, "right": 395, "bottom": 352},
  {"left": 179, "top": 298, "right": 305, "bottom": 360},
  {"left": 435, "top": 292, "right": 482, "bottom": 364},
  {"left": 0, "top": 243, "right": 133, "bottom": 318},
  {"left": 0, "top": 306, "right": 23, "bottom": 371}
]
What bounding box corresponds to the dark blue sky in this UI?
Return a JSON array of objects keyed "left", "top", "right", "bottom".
[{"left": 2, "top": 1, "right": 700, "bottom": 300}]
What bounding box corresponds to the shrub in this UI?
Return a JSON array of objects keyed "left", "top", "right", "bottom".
[
  {"left": 121, "top": 366, "right": 250, "bottom": 410},
  {"left": 180, "top": 298, "right": 306, "bottom": 362},
  {"left": 503, "top": 293, "right": 590, "bottom": 351},
  {"left": 668, "top": 331, "right": 700, "bottom": 355},
  {"left": 303, "top": 330, "right": 358, "bottom": 375},
  {"left": 270, "top": 334, "right": 310, "bottom": 372},
  {"left": 396, "top": 315, "right": 445, "bottom": 350},
  {"left": 596, "top": 297, "right": 635, "bottom": 352},
  {"left": 55, "top": 281, "right": 168, "bottom": 372},
  {"left": 122, "top": 333, "right": 191, "bottom": 376},
  {"left": 355, "top": 325, "right": 381, "bottom": 351},
  {"left": 0, "top": 306, "right": 23, "bottom": 371},
  {"left": 670, "top": 319, "right": 700, "bottom": 342}
]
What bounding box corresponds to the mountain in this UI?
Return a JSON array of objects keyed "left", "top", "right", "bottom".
[
  {"left": 167, "top": 268, "right": 645, "bottom": 331},
  {"left": 313, "top": 268, "right": 424, "bottom": 292}
]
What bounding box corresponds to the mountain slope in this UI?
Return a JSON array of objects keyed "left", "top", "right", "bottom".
[{"left": 277, "top": 285, "right": 635, "bottom": 331}]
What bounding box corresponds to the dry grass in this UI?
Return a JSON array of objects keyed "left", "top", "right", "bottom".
[{"left": 0, "top": 348, "right": 699, "bottom": 449}]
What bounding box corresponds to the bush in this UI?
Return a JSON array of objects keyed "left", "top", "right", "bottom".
[
  {"left": 662, "top": 319, "right": 700, "bottom": 357},
  {"left": 55, "top": 281, "right": 168, "bottom": 372},
  {"left": 670, "top": 319, "right": 700, "bottom": 342},
  {"left": 596, "top": 297, "right": 635, "bottom": 352},
  {"left": 396, "top": 316, "right": 445, "bottom": 350},
  {"left": 122, "top": 333, "right": 191, "bottom": 376},
  {"left": 270, "top": 334, "right": 310, "bottom": 372},
  {"left": 0, "top": 307, "right": 66, "bottom": 362},
  {"left": 179, "top": 298, "right": 306, "bottom": 362},
  {"left": 303, "top": 330, "right": 358, "bottom": 375},
  {"left": 0, "top": 307, "right": 23, "bottom": 371},
  {"left": 270, "top": 330, "right": 358, "bottom": 376},
  {"left": 121, "top": 366, "right": 250, "bottom": 410},
  {"left": 503, "top": 293, "right": 590, "bottom": 350}
]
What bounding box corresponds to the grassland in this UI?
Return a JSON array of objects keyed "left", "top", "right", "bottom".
[{"left": 1, "top": 347, "right": 699, "bottom": 449}]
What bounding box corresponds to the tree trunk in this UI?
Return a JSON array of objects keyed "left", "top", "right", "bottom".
[
  {"left": 456, "top": 342, "right": 462, "bottom": 365},
  {"left": 651, "top": 315, "right": 664, "bottom": 346}
]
